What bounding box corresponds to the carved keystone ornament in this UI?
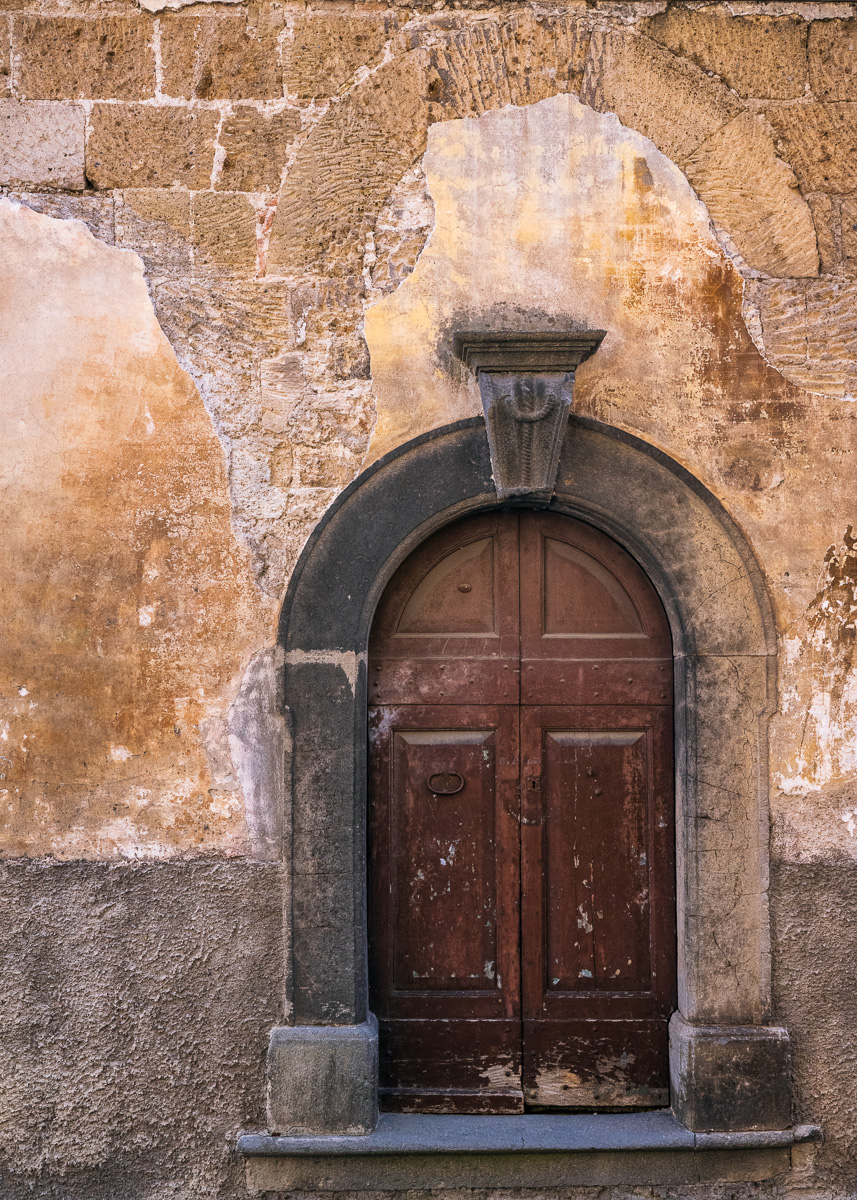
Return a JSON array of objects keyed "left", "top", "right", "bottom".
[{"left": 454, "top": 331, "right": 605, "bottom": 503}]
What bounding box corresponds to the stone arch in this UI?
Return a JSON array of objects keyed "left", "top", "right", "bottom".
[
  {"left": 269, "top": 415, "right": 792, "bottom": 1137},
  {"left": 267, "top": 24, "right": 817, "bottom": 282}
]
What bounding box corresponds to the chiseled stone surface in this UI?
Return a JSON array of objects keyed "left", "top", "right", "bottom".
[
  {"left": 766, "top": 102, "right": 857, "bottom": 194},
  {"left": 581, "top": 27, "right": 741, "bottom": 166},
  {"left": 86, "top": 103, "right": 219, "bottom": 190},
  {"left": 284, "top": 12, "right": 396, "bottom": 99},
  {"left": 683, "top": 112, "right": 819, "bottom": 278},
  {"left": 268, "top": 53, "right": 429, "bottom": 276},
  {"left": 0, "top": 99, "right": 85, "bottom": 190},
  {"left": 644, "top": 8, "right": 808, "bottom": 100},
  {"left": 114, "top": 186, "right": 192, "bottom": 276},
  {"left": 217, "top": 105, "right": 301, "bottom": 193},
  {"left": 192, "top": 189, "right": 258, "bottom": 276},
  {"left": 14, "top": 15, "right": 156, "bottom": 101},
  {"left": 0, "top": 199, "right": 266, "bottom": 858},
  {"left": 809, "top": 15, "right": 857, "bottom": 100},
  {"left": 160, "top": 10, "right": 281, "bottom": 101}
]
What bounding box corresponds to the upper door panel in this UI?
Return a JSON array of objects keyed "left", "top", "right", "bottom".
[
  {"left": 519, "top": 512, "right": 672, "bottom": 706},
  {"left": 370, "top": 512, "right": 520, "bottom": 706}
]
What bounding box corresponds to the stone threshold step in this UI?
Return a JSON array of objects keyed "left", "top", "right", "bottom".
[{"left": 238, "top": 1112, "right": 822, "bottom": 1192}]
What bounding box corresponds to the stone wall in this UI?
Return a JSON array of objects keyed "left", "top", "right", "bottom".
[{"left": 2, "top": 2, "right": 857, "bottom": 1196}]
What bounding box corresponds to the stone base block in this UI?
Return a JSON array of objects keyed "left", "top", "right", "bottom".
[
  {"left": 267, "top": 1017, "right": 378, "bottom": 1136},
  {"left": 669, "top": 1012, "right": 792, "bottom": 1132}
]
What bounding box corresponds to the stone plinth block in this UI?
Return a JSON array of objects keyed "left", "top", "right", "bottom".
[
  {"left": 670, "top": 1012, "right": 792, "bottom": 1132},
  {"left": 267, "top": 1018, "right": 378, "bottom": 1136}
]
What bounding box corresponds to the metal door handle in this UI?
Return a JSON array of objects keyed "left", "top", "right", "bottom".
[{"left": 427, "top": 772, "right": 465, "bottom": 795}]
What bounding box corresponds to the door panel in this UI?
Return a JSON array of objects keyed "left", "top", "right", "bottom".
[
  {"left": 520, "top": 705, "right": 675, "bottom": 1108},
  {"left": 521, "top": 1019, "right": 670, "bottom": 1109},
  {"left": 369, "top": 510, "right": 675, "bottom": 1114},
  {"left": 390, "top": 728, "right": 501, "bottom": 994},
  {"left": 370, "top": 512, "right": 520, "bottom": 707},
  {"left": 369, "top": 704, "right": 522, "bottom": 1112},
  {"left": 520, "top": 511, "right": 673, "bottom": 706},
  {"left": 542, "top": 729, "right": 652, "bottom": 995}
]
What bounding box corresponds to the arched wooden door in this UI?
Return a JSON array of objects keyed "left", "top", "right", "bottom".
[{"left": 368, "top": 510, "right": 675, "bottom": 1114}]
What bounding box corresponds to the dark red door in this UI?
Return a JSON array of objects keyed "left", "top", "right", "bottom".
[{"left": 368, "top": 511, "right": 675, "bottom": 1113}]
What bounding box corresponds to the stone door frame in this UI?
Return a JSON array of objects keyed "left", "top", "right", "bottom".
[{"left": 269, "top": 416, "right": 792, "bottom": 1136}]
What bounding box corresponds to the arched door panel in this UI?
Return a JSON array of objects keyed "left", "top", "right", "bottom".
[{"left": 368, "top": 511, "right": 675, "bottom": 1113}]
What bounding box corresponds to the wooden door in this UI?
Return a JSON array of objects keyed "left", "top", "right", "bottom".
[{"left": 368, "top": 510, "right": 675, "bottom": 1114}]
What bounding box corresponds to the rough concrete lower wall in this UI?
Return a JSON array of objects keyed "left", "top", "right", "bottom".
[
  {"left": 771, "top": 855, "right": 857, "bottom": 1193},
  {"left": 0, "top": 856, "right": 851, "bottom": 1199},
  {"left": 0, "top": 860, "right": 283, "bottom": 1199}
]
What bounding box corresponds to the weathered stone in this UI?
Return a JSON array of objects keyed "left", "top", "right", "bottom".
[
  {"left": 115, "top": 187, "right": 191, "bottom": 275},
  {"left": 368, "top": 163, "right": 434, "bottom": 299},
  {"left": 670, "top": 1014, "right": 792, "bottom": 1133},
  {"left": 138, "top": 0, "right": 242, "bottom": 12},
  {"left": 192, "top": 190, "right": 258, "bottom": 275},
  {"left": 267, "top": 1019, "right": 378, "bottom": 1135},
  {"left": 217, "top": 105, "right": 300, "bottom": 193},
  {"left": 284, "top": 13, "right": 396, "bottom": 99},
  {"left": 13, "top": 191, "right": 115, "bottom": 243},
  {"left": 160, "top": 11, "right": 280, "bottom": 101},
  {"left": 14, "top": 16, "right": 156, "bottom": 100},
  {"left": 0, "top": 99, "right": 85, "bottom": 189},
  {"left": 806, "top": 192, "right": 839, "bottom": 273},
  {"left": 750, "top": 276, "right": 857, "bottom": 398},
  {"left": 0, "top": 98, "right": 85, "bottom": 192},
  {"left": 581, "top": 27, "right": 741, "bottom": 166},
  {"left": 809, "top": 16, "right": 857, "bottom": 101},
  {"left": 86, "top": 103, "right": 218, "bottom": 190},
  {"left": 267, "top": 53, "right": 429, "bottom": 275},
  {"left": 644, "top": 8, "right": 807, "bottom": 100},
  {"left": 427, "top": 12, "right": 589, "bottom": 122},
  {"left": 684, "top": 112, "right": 819, "bottom": 278},
  {"left": 767, "top": 103, "right": 857, "bottom": 194},
  {"left": 841, "top": 197, "right": 857, "bottom": 261},
  {"left": 247, "top": 0, "right": 286, "bottom": 41},
  {"left": 0, "top": 16, "right": 10, "bottom": 98}
]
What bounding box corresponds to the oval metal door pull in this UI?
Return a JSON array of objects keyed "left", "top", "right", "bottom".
[{"left": 427, "top": 772, "right": 465, "bottom": 795}]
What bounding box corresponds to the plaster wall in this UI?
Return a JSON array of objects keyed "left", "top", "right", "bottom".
[{"left": 1, "top": 3, "right": 857, "bottom": 1197}]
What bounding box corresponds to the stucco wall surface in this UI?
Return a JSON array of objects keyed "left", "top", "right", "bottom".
[
  {"left": 0, "top": 199, "right": 270, "bottom": 860},
  {"left": 2, "top": 2, "right": 857, "bottom": 1197}
]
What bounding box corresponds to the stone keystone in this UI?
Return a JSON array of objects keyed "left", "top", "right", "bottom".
[{"left": 454, "top": 330, "right": 605, "bottom": 504}]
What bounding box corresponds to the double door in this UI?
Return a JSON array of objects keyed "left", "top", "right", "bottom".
[{"left": 368, "top": 511, "right": 675, "bottom": 1113}]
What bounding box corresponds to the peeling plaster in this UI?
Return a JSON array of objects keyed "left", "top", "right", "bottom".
[{"left": 0, "top": 198, "right": 267, "bottom": 858}]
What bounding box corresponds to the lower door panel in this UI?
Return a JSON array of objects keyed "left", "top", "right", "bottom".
[
  {"left": 380, "top": 1018, "right": 523, "bottom": 1113},
  {"left": 522, "top": 1018, "right": 670, "bottom": 1108}
]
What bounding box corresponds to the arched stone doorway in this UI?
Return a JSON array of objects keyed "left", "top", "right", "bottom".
[{"left": 264, "top": 414, "right": 791, "bottom": 1140}]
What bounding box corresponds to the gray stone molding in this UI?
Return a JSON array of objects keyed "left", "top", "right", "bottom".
[
  {"left": 453, "top": 331, "right": 605, "bottom": 502},
  {"left": 240, "top": 1112, "right": 821, "bottom": 1191},
  {"left": 267, "top": 415, "right": 788, "bottom": 1139}
]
